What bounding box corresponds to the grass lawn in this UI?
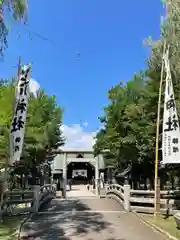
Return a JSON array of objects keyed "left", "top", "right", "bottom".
[
  {"left": 142, "top": 214, "right": 180, "bottom": 239},
  {"left": 0, "top": 216, "right": 24, "bottom": 240}
]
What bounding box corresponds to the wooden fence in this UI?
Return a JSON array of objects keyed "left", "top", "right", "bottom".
[
  {"left": 106, "top": 184, "right": 180, "bottom": 214},
  {"left": 0, "top": 184, "right": 56, "bottom": 219}
]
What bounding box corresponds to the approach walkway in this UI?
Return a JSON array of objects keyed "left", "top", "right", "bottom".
[
  {"left": 66, "top": 185, "right": 97, "bottom": 198},
  {"left": 20, "top": 185, "right": 166, "bottom": 240}
]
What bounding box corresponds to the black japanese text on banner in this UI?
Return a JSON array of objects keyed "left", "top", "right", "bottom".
[
  {"left": 10, "top": 64, "right": 31, "bottom": 164},
  {"left": 72, "top": 169, "right": 87, "bottom": 178},
  {"left": 162, "top": 50, "right": 180, "bottom": 164}
]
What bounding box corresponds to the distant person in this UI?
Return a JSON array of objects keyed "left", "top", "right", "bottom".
[
  {"left": 57, "top": 178, "right": 63, "bottom": 191},
  {"left": 57, "top": 179, "right": 60, "bottom": 191},
  {"left": 60, "top": 177, "right": 63, "bottom": 191},
  {"left": 67, "top": 179, "right": 69, "bottom": 189},
  {"left": 69, "top": 179, "right": 72, "bottom": 190},
  {"left": 92, "top": 176, "right": 95, "bottom": 189}
]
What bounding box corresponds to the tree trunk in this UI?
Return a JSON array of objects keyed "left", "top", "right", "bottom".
[{"left": 31, "top": 165, "right": 38, "bottom": 185}]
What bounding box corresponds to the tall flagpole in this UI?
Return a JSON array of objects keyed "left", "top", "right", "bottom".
[
  {"left": 17, "top": 57, "right": 21, "bottom": 82},
  {"left": 154, "top": 0, "right": 170, "bottom": 216},
  {"left": 154, "top": 41, "right": 166, "bottom": 216}
]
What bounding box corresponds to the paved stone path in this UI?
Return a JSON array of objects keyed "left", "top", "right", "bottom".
[
  {"left": 20, "top": 185, "right": 166, "bottom": 240},
  {"left": 67, "top": 185, "right": 96, "bottom": 198}
]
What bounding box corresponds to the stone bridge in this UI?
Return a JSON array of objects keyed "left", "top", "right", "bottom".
[{"left": 20, "top": 185, "right": 166, "bottom": 240}]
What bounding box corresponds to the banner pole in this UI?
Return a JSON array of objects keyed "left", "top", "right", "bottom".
[
  {"left": 7, "top": 56, "right": 21, "bottom": 181},
  {"left": 154, "top": 42, "right": 166, "bottom": 216}
]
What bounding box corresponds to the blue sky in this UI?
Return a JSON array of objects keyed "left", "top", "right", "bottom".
[{"left": 1, "top": 0, "right": 163, "bottom": 148}]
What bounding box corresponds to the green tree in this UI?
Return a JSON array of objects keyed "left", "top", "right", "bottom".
[
  {"left": 142, "top": 0, "right": 180, "bottom": 188},
  {"left": 94, "top": 73, "right": 158, "bottom": 188},
  {"left": 0, "top": 0, "right": 28, "bottom": 55},
  {"left": 94, "top": 1, "right": 180, "bottom": 189},
  {"left": 0, "top": 79, "right": 65, "bottom": 185},
  {"left": 22, "top": 90, "right": 64, "bottom": 184},
  {"left": 0, "top": 79, "right": 14, "bottom": 169}
]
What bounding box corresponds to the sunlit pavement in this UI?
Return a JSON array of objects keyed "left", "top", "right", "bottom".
[
  {"left": 66, "top": 184, "right": 96, "bottom": 198},
  {"left": 20, "top": 185, "right": 166, "bottom": 240}
]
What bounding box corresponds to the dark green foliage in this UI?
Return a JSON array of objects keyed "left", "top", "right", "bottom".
[
  {"left": 0, "top": 79, "right": 64, "bottom": 177},
  {"left": 94, "top": 1, "right": 180, "bottom": 188}
]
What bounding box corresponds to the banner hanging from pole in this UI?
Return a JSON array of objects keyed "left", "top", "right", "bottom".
[
  {"left": 10, "top": 64, "right": 31, "bottom": 165},
  {"left": 162, "top": 48, "right": 180, "bottom": 164}
]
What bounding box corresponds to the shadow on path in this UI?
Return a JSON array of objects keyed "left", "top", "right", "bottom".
[
  {"left": 21, "top": 199, "right": 114, "bottom": 239},
  {"left": 20, "top": 196, "right": 165, "bottom": 239}
]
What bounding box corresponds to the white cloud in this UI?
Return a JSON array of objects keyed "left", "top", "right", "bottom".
[
  {"left": 28, "top": 80, "right": 97, "bottom": 150},
  {"left": 61, "top": 124, "right": 97, "bottom": 150},
  {"left": 83, "top": 122, "right": 88, "bottom": 127},
  {"left": 29, "top": 78, "right": 40, "bottom": 95}
]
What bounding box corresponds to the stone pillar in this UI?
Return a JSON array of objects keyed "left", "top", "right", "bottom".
[
  {"left": 95, "top": 156, "right": 99, "bottom": 196},
  {"left": 124, "top": 184, "right": 130, "bottom": 212},
  {"left": 62, "top": 153, "right": 67, "bottom": 198},
  {"left": 33, "top": 185, "right": 40, "bottom": 213}
]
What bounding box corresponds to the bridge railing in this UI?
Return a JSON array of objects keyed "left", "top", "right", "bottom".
[
  {"left": 0, "top": 184, "right": 56, "bottom": 219},
  {"left": 106, "top": 184, "right": 130, "bottom": 211},
  {"left": 130, "top": 189, "right": 180, "bottom": 215},
  {"left": 106, "top": 184, "right": 180, "bottom": 215}
]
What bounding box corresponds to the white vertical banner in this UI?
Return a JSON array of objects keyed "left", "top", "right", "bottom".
[
  {"left": 10, "top": 64, "right": 31, "bottom": 165},
  {"left": 162, "top": 49, "right": 180, "bottom": 164}
]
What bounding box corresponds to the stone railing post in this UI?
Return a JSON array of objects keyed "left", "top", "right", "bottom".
[
  {"left": 104, "top": 184, "right": 108, "bottom": 194},
  {"left": 123, "top": 184, "right": 130, "bottom": 212},
  {"left": 33, "top": 185, "right": 40, "bottom": 213}
]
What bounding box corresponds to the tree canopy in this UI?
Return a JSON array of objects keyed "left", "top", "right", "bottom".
[
  {"left": 93, "top": 73, "right": 157, "bottom": 184},
  {"left": 93, "top": 0, "right": 180, "bottom": 188},
  {"left": 0, "top": 0, "right": 28, "bottom": 55},
  {"left": 0, "top": 79, "right": 64, "bottom": 179}
]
